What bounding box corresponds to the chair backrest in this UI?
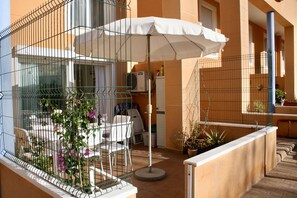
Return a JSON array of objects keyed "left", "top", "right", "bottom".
[
  {"left": 84, "top": 128, "right": 103, "bottom": 148},
  {"left": 113, "top": 115, "right": 131, "bottom": 124},
  {"left": 14, "top": 127, "right": 32, "bottom": 149},
  {"left": 109, "top": 121, "right": 133, "bottom": 142}
]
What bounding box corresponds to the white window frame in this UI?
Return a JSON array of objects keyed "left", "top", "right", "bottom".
[
  {"left": 199, "top": 1, "right": 219, "bottom": 59},
  {"left": 65, "top": 0, "right": 116, "bottom": 35},
  {"left": 249, "top": 24, "right": 255, "bottom": 67},
  {"left": 65, "top": 0, "right": 92, "bottom": 30},
  {"left": 281, "top": 41, "right": 285, "bottom": 76},
  {"left": 263, "top": 34, "right": 268, "bottom": 69},
  {"left": 199, "top": 0, "right": 217, "bottom": 30}
]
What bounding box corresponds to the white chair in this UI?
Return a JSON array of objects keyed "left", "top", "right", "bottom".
[
  {"left": 113, "top": 115, "right": 131, "bottom": 124},
  {"left": 14, "top": 127, "right": 53, "bottom": 162},
  {"left": 14, "top": 127, "right": 33, "bottom": 159},
  {"left": 99, "top": 121, "right": 133, "bottom": 175},
  {"left": 82, "top": 128, "right": 105, "bottom": 193},
  {"left": 101, "top": 115, "right": 131, "bottom": 140}
]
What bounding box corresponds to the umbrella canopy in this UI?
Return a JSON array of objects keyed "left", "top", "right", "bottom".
[
  {"left": 74, "top": 16, "right": 228, "bottom": 179},
  {"left": 74, "top": 16, "right": 228, "bottom": 62}
]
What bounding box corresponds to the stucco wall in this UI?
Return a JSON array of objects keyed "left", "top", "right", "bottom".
[
  {"left": 0, "top": 164, "right": 53, "bottom": 198},
  {"left": 184, "top": 126, "right": 277, "bottom": 198},
  {"left": 10, "top": 0, "right": 73, "bottom": 50}
]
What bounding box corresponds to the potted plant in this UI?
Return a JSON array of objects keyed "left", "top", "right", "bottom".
[
  {"left": 185, "top": 136, "right": 199, "bottom": 157},
  {"left": 275, "top": 89, "right": 286, "bottom": 106},
  {"left": 182, "top": 120, "right": 204, "bottom": 157}
]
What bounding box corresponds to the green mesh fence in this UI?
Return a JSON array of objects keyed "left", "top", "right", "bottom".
[{"left": 0, "top": 0, "right": 135, "bottom": 196}]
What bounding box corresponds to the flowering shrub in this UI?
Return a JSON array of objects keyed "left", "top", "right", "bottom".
[
  {"left": 87, "top": 109, "right": 96, "bottom": 119},
  {"left": 42, "top": 91, "right": 94, "bottom": 192},
  {"left": 87, "top": 109, "right": 96, "bottom": 123}
]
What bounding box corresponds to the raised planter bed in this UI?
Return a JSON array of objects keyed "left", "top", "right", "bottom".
[{"left": 284, "top": 101, "right": 297, "bottom": 106}]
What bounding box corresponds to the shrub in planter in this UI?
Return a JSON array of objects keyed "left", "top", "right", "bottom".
[
  {"left": 205, "top": 128, "right": 226, "bottom": 147},
  {"left": 284, "top": 100, "right": 297, "bottom": 106},
  {"left": 253, "top": 100, "right": 265, "bottom": 113}
]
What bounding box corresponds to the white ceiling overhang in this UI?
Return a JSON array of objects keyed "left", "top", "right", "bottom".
[{"left": 248, "top": 2, "right": 284, "bottom": 39}]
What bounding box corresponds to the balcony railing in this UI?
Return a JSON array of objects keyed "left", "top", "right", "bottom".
[
  {"left": 9, "top": 87, "right": 134, "bottom": 196},
  {"left": 0, "top": 0, "right": 134, "bottom": 196}
]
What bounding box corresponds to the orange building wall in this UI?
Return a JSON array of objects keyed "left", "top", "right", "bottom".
[
  {"left": 162, "top": 0, "right": 181, "bottom": 19},
  {"left": 137, "top": 0, "right": 163, "bottom": 17},
  {"left": 198, "top": 0, "right": 250, "bottom": 123},
  {"left": 161, "top": 0, "right": 183, "bottom": 150},
  {"left": 250, "top": 22, "right": 265, "bottom": 74},
  {"left": 250, "top": 74, "right": 269, "bottom": 113},
  {"left": 10, "top": 0, "right": 73, "bottom": 50},
  {"left": 10, "top": 0, "right": 47, "bottom": 24}
]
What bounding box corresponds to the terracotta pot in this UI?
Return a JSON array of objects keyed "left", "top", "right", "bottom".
[{"left": 187, "top": 149, "right": 197, "bottom": 157}]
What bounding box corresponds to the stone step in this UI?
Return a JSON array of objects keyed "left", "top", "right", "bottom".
[{"left": 276, "top": 137, "right": 297, "bottom": 163}]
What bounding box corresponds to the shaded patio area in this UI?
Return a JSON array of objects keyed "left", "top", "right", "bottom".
[{"left": 131, "top": 144, "right": 187, "bottom": 198}]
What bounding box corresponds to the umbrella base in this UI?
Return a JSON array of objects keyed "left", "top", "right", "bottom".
[{"left": 134, "top": 167, "right": 166, "bottom": 181}]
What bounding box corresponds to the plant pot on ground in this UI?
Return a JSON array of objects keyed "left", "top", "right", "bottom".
[
  {"left": 185, "top": 137, "right": 199, "bottom": 157},
  {"left": 180, "top": 120, "right": 205, "bottom": 157},
  {"left": 187, "top": 148, "right": 198, "bottom": 157}
]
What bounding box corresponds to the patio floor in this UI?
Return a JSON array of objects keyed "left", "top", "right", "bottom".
[{"left": 130, "top": 144, "right": 187, "bottom": 198}]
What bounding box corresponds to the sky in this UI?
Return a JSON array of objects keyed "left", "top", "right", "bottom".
[{"left": 0, "top": 0, "right": 10, "bottom": 33}]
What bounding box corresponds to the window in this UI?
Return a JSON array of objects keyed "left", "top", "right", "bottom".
[
  {"left": 264, "top": 35, "right": 268, "bottom": 69},
  {"left": 66, "top": 0, "right": 115, "bottom": 30},
  {"left": 20, "top": 63, "right": 66, "bottom": 112},
  {"left": 249, "top": 24, "right": 255, "bottom": 67},
  {"left": 281, "top": 42, "right": 285, "bottom": 76},
  {"left": 199, "top": 1, "right": 217, "bottom": 30},
  {"left": 199, "top": 1, "right": 219, "bottom": 59}
]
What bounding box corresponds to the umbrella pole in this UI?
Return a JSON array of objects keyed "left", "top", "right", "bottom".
[
  {"left": 147, "top": 35, "right": 152, "bottom": 173},
  {"left": 134, "top": 35, "right": 166, "bottom": 181}
]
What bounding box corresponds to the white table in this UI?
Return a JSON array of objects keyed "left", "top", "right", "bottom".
[{"left": 29, "top": 124, "right": 110, "bottom": 175}]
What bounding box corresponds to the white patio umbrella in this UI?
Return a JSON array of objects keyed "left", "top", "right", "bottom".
[{"left": 74, "top": 16, "right": 228, "bottom": 180}]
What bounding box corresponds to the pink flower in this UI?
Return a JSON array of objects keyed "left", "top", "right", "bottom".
[
  {"left": 84, "top": 148, "right": 90, "bottom": 156},
  {"left": 87, "top": 110, "right": 96, "bottom": 119},
  {"left": 70, "top": 149, "right": 75, "bottom": 156}
]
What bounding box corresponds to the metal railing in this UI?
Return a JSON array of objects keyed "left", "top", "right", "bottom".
[
  {"left": 0, "top": 0, "right": 134, "bottom": 196},
  {"left": 185, "top": 53, "right": 272, "bottom": 127}
]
